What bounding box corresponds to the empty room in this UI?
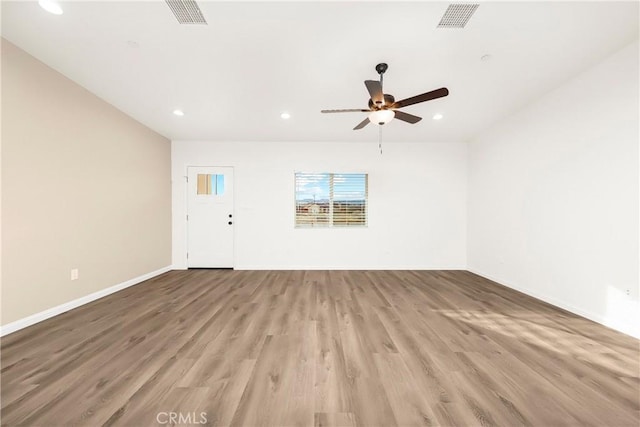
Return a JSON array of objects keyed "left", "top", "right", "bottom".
[{"left": 1, "top": 1, "right": 638, "bottom": 426}]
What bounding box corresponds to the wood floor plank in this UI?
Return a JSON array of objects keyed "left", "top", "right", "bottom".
[
  {"left": 373, "top": 352, "right": 437, "bottom": 426},
  {"left": 229, "top": 333, "right": 297, "bottom": 426},
  {"left": 314, "top": 412, "right": 356, "bottom": 427},
  {"left": 1, "top": 270, "right": 638, "bottom": 426},
  {"left": 315, "top": 279, "right": 351, "bottom": 414}
]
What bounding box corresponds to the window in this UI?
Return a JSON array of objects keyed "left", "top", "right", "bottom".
[
  {"left": 197, "top": 174, "right": 225, "bottom": 195},
  {"left": 295, "top": 172, "right": 368, "bottom": 227}
]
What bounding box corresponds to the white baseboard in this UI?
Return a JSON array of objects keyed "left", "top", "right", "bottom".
[
  {"left": 0, "top": 266, "right": 172, "bottom": 337},
  {"left": 467, "top": 268, "right": 640, "bottom": 339},
  {"left": 235, "top": 265, "right": 467, "bottom": 271},
  {"left": 175, "top": 265, "right": 467, "bottom": 271}
]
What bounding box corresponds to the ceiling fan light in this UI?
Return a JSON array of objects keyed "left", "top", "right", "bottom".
[{"left": 368, "top": 109, "right": 394, "bottom": 125}]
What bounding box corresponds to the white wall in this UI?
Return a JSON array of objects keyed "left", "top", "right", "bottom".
[
  {"left": 468, "top": 41, "right": 639, "bottom": 338},
  {"left": 172, "top": 141, "right": 467, "bottom": 270}
]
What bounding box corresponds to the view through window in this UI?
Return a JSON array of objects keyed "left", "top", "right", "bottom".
[{"left": 295, "top": 173, "right": 368, "bottom": 227}]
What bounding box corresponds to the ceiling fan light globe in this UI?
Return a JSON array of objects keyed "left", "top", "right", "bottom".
[{"left": 368, "top": 109, "right": 394, "bottom": 125}]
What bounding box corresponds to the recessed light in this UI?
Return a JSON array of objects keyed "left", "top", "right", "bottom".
[
  {"left": 481, "top": 54, "right": 492, "bottom": 61},
  {"left": 280, "top": 112, "right": 291, "bottom": 119},
  {"left": 173, "top": 109, "right": 184, "bottom": 116},
  {"left": 433, "top": 113, "right": 444, "bottom": 120},
  {"left": 38, "top": 0, "right": 63, "bottom": 15}
]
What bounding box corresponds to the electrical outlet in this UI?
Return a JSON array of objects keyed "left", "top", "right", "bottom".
[{"left": 71, "top": 269, "right": 79, "bottom": 281}]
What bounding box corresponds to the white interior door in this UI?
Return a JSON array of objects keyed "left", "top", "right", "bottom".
[{"left": 187, "top": 166, "right": 234, "bottom": 268}]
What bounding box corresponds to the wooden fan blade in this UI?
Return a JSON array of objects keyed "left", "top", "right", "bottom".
[
  {"left": 353, "top": 117, "right": 370, "bottom": 130},
  {"left": 321, "top": 109, "right": 370, "bottom": 113},
  {"left": 394, "top": 110, "right": 422, "bottom": 124},
  {"left": 392, "top": 87, "right": 449, "bottom": 109},
  {"left": 364, "top": 80, "right": 384, "bottom": 106}
]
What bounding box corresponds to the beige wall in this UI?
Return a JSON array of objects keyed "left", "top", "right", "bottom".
[{"left": 1, "top": 39, "right": 171, "bottom": 325}]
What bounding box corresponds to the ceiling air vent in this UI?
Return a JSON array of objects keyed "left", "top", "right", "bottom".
[
  {"left": 165, "top": 0, "right": 207, "bottom": 25},
  {"left": 437, "top": 4, "right": 479, "bottom": 28}
]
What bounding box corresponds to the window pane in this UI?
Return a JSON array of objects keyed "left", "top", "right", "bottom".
[
  {"left": 215, "top": 174, "right": 225, "bottom": 195},
  {"left": 197, "top": 174, "right": 211, "bottom": 195},
  {"left": 295, "top": 173, "right": 330, "bottom": 227},
  {"left": 333, "top": 173, "right": 367, "bottom": 226}
]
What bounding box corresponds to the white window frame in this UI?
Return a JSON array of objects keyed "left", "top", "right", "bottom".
[{"left": 294, "top": 172, "right": 368, "bottom": 228}]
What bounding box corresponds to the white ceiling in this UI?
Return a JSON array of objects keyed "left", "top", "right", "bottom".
[{"left": 2, "top": 1, "right": 638, "bottom": 142}]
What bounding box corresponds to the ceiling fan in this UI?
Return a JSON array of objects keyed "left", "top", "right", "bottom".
[{"left": 321, "top": 63, "right": 449, "bottom": 130}]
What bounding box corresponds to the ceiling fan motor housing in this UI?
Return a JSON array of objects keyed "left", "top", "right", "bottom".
[{"left": 368, "top": 94, "right": 395, "bottom": 110}]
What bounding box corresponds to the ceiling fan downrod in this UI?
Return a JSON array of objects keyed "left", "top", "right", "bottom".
[{"left": 375, "top": 62, "right": 388, "bottom": 88}]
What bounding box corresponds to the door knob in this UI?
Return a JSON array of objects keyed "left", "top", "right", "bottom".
[
  {"left": 228, "top": 214, "right": 233, "bottom": 218},
  {"left": 228, "top": 221, "right": 233, "bottom": 225}
]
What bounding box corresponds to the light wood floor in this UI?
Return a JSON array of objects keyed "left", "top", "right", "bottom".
[{"left": 1, "top": 270, "right": 639, "bottom": 426}]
